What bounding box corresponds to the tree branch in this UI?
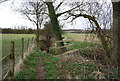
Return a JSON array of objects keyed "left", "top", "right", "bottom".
[
  {"left": 0, "top": 0, "right": 8, "bottom": 3},
  {"left": 56, "top": 4, "right": 82, "bottom": 17},
  {"left": 55, "top": 2, "right": 63, "bottom": 11},
  {"left": 24, "top": 13, "right": 37, "bottom": 24},
  {"left": 69, "top": 12, "right": 111, "bottom": 58}
]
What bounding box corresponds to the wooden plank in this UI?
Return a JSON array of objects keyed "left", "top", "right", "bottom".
[
  {"left": 2, "top": 58, "right": 12, "bottom": 79},
  {"left": 55, "top": 40, "right": 63, "bottom": 43},
  {"left": 56, "top": 44, "right": 74, "bottom": 49},
  {"left": 55, "top": 39, "right": 73, "bottom": 43},
  {"left": 1, "top": 54, "right": 10, "bottom": 63},
  {"left": 2, "top": 66, "right": 13, "bottom": 79},
  {"left": 3, "top": 69, "right": 10, "bottom": 79},
  {"left": 27, "top": 38, "right": 30, "bottom": 50},
  {"left": 1, "top": 54, "right": 12, "bottom": 79},
  {"left": 32, "top": 37, "right": 34, "bottom": 42},
  {"left": 54, "top": 39, "right": 74, "bottom": 49}
]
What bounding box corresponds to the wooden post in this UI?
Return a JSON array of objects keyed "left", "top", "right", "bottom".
[
  {"left": 32, "top": 37, "right": 34, "bottom": 42},
  {"left": 10, "top": 41, "right": 15, "bottom": 79},
  {"left": 27, "top": 38, "right": 30, "bottom": 51},
  {"left": 22, "top": 38, "right": 24, "bottom": 59},
  {"left": 72, "top": 40, "right": 74, "bottom": 50},
  {"left": 55, "top": 41, "right": 61, "bottom": 54},
  {"left": 55, "top": 42, "right": 57, "bottom": 54}
]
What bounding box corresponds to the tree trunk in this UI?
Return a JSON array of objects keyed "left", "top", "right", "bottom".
[
  {"left": 36, "top": 4, "right": 40, "bottom": 46},
  {"left": 46, "top": 2, "right": 65, "bottom": 53},
  {"left": 112, "top": 1, "right": 120, "bottom": 73},
  {"left": 36, "top": 21, "right": 39, "bottom": 46},
  {"left": 75, "top": 14, "right": 111, "bottom": 58}
]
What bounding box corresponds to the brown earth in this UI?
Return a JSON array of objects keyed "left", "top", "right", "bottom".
[{"left": 37, "top": 57, "right": 46, "bottom": 79}]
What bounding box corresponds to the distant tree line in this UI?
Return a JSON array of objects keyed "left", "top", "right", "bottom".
[
  {"left": 1, "top": 28, "right": 111, "bottom": 34},
  {"left": 63, "top": 29, "right": 90, "bottom": 34},
  {"left": 63, "top": 29, "right": 111, "bottom": 34},
  {"left": 1, "top": 28, "right": 36, "bottom": 34}
]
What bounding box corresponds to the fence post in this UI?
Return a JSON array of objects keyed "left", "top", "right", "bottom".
[
  {"left": 55, "top": 42, "right": 58, "bottom": 54},
  {"left": 27, "top": 38, "right": 30, "bottom": 51},
  {"left": 10, "top": 41, "right": 15, "bottom": 79},
  {"left": 22, "top": 38, "right": 24, "bottom": 59},
  {"left": 32, "top": 37, "right": 34, "bottom": 43},
  {"left": 72, "top": 40, "right": 74, "bottom": 49}
]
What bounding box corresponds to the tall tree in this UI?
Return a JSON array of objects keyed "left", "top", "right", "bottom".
[
  {"left": 45, "top": 2, "right": 67, "bottom": 53},
  {"left": 45, "top": 2, "right": 65, "bottom": 47}
]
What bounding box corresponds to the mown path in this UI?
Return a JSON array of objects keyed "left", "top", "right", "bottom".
[{"left": 37, "top": 57, "right": 46, "bottom": 79}]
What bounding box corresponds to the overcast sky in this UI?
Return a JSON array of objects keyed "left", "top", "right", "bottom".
[
  {"left": 0, "top": 0, "right": 35, "bottom": 29},
  {"left": 0, "top": 0, "right": 111, "bottom": 30}
]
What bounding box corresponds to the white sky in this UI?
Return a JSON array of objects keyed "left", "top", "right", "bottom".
[
  {"left": 0, "top": 1, "right": 35, "bottom": 29},
  {"left": 0, "top": 0, "right": 111, "bottom": 30},
  {"left": 0, "top": 0, "right": 91, "bottom": 30}
]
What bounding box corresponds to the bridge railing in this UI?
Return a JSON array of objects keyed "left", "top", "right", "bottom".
[{"left": 54, "top": 39, "right": 75, "bottom": 54}]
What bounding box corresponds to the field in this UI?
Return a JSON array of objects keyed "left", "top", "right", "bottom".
[
  {"left": 1, "top": 33, "right": 118, "bottom": 79},
  {"left": 63, "top": 33, "right": 100, "bottom": 42},
  {"left": 2, "top": 33, "right": 99, "bottom": 57},
  {"left": 2, "top": 34, "right": 35, "bottom": 57}
]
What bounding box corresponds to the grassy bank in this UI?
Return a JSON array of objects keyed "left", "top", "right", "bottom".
[{"left": 15, "top": 41, "right": 119, "bottom": 79}]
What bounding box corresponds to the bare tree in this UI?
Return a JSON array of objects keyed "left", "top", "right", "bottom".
[
  {"left": 18, "top": 0, "right": 117, "bottom": 57},
  {"left": 19, "top": 0, "right": 48, "bottom": 45},
  {"left": 57, "top": 1, "right": 114, "bottom": 61},
  {"left": 0, "top": 0, "right": 8, "bottom": 3}
]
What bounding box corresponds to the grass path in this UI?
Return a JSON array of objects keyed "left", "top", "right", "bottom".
[{"left": 37, "top": 57, "right": 46, "bottom": 79}]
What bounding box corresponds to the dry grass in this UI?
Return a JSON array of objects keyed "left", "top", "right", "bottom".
[{"left": 63, "top": 33, "right": 100, "bottom": 42}]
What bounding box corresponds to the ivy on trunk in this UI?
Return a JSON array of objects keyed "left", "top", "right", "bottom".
[{"left": 46, "top": 2, "right": 65, "bottom": 53}]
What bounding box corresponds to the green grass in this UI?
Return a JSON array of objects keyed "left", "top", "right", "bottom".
[
  {"left": 44, "top": 56, "right": 59, "bottom": 79},
  {"left": 60, "top": 61, "right": 119, "bottom": 79},
  {"left": 61, "top": 62, "right": 100, "bottom": 79},
  {"left": 14, "top": 33, "right": 119, "bottom": 79},
  {"left": 34, "top": 48, "right": 60, "bottom": 79},
  {"left": 2, "top": 34, "right": 35, "bottom": 57},
  {"left": 15, "top": 45, "right": 119, "bottom": 79},
  {"left": 73, "top": 41, "right": 99, "bottom": 50},
  {"left": 15, "top": 49, "right": 41, "bottom": 79},
  {"left": 15, "top": 47, "right": 60, "bottom": 79},
  {"left": 49, "top": 40, "right": 101, "bottom": 55},
  {"left": 49, "top": 40, "right": 118, "bottom": 79}
]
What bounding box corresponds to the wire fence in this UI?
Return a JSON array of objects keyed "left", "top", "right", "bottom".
[{"left": 1, "top": 37, "right": 35, "bottom": 79}]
